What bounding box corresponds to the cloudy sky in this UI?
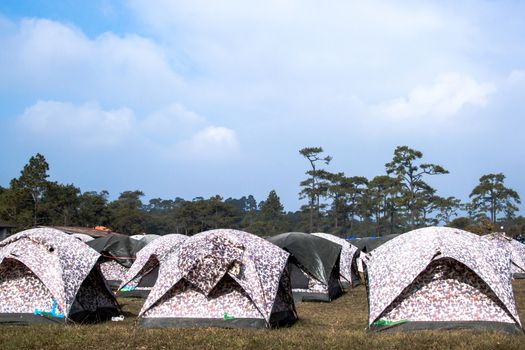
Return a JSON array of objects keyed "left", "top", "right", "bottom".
[{"left": 0, "top": 1, "right": 524, "bottom": 211}]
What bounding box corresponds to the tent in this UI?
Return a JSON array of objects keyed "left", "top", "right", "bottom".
[
  {"left": 0, "top": 228, "right": 119, "bottom": 324},
  {"left": 140, "top": 234, "right": 161, "bottom": 245},
  {"left": 46, "top": 226, "right": 120, "bottom": 239},
  {"left": 353, "top": 234, "right": 400, "bottom": 253},
  {"left": 87, "top": 234, "right": 147, "bottom": 288},
  {"left": 365, "top": 226, "right": 522, "bottom": 333},
  {"left": 267, "top": 232, "right": 343, "bottom": 302},
  {"left": 119, "top": 234, "right": 188, "bottom": 297},
  {"left": 312, "top": 232, "right": 360, "bottom": 288},
  {"left": 353, "top": 234, "right": 401, "bottom": 283},
  {"left": 138, "top": 229, "right": 297, "bottom": 329},
  {"left": 484, "top": 232, "right": 525, "bottom": 279}
]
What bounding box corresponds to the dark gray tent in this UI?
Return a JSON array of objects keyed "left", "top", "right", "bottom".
[
  {"left": 267, "top": 232, "right": 343, "bottom": 302},
  {"left": 353, "top": 234, "right": 400, "bottom": 253},
  {"left": 87, "top": 235, "right": 147, "bottom": 287}
]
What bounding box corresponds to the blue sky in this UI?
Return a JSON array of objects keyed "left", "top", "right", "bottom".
[{"left": 0, "top": 1, "right": 524, "bottom": 212}]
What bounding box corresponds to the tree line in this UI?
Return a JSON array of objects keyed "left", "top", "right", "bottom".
[{"left": 0, "top": 146, "right": 523, "bottom": 238}]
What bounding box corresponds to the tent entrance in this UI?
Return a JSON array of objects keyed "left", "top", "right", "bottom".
[
  {"left": 373, "top": 258, "right": 518, "bottom": 330},
  {"left": 0, "top": 259, "right": 55, "bottom": 315}
]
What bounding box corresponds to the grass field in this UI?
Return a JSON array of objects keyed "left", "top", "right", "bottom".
[{"left": 2, "top": 280, "right": 525, "bottom": 349}]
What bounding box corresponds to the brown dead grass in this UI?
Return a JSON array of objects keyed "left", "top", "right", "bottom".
[{"left": 2, "top": 281, "right": 525, "bottom": 349}]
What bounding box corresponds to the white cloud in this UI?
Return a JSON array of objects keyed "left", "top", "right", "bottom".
[
  {"left": 17, "top": 100, "right": 136, "bottom": 147},
  {"left": 508, "top": 70, "right": 525, "bottom": 85},
  {"left": 127, "top": 0, "right": 474, "bottom": 117},
  {"left": 175, "top": 126, "right": 240, "bottom": 161},
  {"left": 140, "top": 103, "right": 207, "bottom": 138},
  {"left": 0, "top": 18, "right": 183, "bottom": 109},
  {"left": 16, "top": 100, "right": 240, "bottom": 160},
  {"left": 373, "top": 73, "right": 495, "bottom": 121}
]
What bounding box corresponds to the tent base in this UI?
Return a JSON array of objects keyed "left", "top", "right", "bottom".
[
  {"left": 69, "top": 307, "right": 120, "bottom": 324},
  {"left": 369, "top": 321, "right": 524, "bottom": 334},
  {"left": 268, "top": 310, "right": 298, "bottom": 328},
  {"left": 293, "top": 291, "right": 331, "bottom": 303},
  {"left": 0, "top": 307, "right": 121, "bottom": 325},
  {"left": 117, "top": 289, "right": 151, "bottom": 298},
  {"left": 138, "top": 317, "right": 268, "bottom": 329},
  {"left": 0, "top": 313, "right": 67, "bottom": 325},
  {"left": 106, "top": 280, "right": 122, "bottom": 290},
  {"left": 340, "top": 280, "right": 351, "bottom": 289}
]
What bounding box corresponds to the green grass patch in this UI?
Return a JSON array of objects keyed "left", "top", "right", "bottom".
[{"left": 1, "top": 281, "right": 525, "bottom": 349}]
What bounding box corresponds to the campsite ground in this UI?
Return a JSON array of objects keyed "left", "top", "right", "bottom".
[{"left": 2, "top": 281, "right": 525, "bottom": 350}]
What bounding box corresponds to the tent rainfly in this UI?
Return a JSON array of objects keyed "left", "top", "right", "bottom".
[
  {"left": 267, "top": 232, "right": 343, "bottom": 302},
  {"left": 119, "top": 234, "right": 188, "bottom": 297},
  {"left": 87, "top": 234, "right": 147, "bottom": 287},
  {"left": 138, "top": 229, "right": 297, "bottom": 329},
  {"left": 0, "top": 228, "right": 120, "bottom": 324},
  {"left": 484, "top": 232, "right": 525, "bottom": 279},
  {"left": 353, "top": 234, "right": 400, "bottom": 253},
  {"left": 365, "top": 226, "right": 523, "bottom": 333},
  {"left": 311, "top": 232, "right": 360, "bottom": 288}
]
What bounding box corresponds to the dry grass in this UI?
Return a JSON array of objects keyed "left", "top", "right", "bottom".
[{"left": 2, "top": 281, "right": 525, "bottom": 349}]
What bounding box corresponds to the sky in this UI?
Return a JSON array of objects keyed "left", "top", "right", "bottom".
[{"left": 0, "top": 0, "right": 524, "bottom": 211}]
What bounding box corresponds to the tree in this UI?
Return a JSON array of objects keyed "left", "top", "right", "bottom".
[
  {"left": 469, "top": 173, "right": 521, "bottom": 224},
  {"left": 385, "top": 146, "right": 448, "bottom": 229},
  {"left": 326, "top": 172, "right": 348, "bottom": 233},
  {"left": 9, "top": 153, "right": 50, "bottom": 227},
  {"left": 41, "top": 182, "right": 81, "bottom": 226},
  {"left": 78, "top": 191, "right": 110, "bottom": 227},
  {"left": 326, "top": 173, "right": 368, "bottom": 235},
  {"left": 364, "top": 175, "right": 401, "bottom": 235},
  {"left": 0, "top": 186, "right": 28, "bottom": 228},
  {"left": 225, "top": 195, "right": 257, "bottom": 213},
  {"left": 143, "top": 198, "right": 180, "bottom": 234},
  {"left": 202, "top": 195, "right": 241, "bottom": 230},
  {"left": 299, "top": 147, "right": 332, "bottom": 232},
  {"left": 433, "top": 196, "right": 461, "bottom": 225},
  {"left": 256, "top": 190, "right": 286, "bottom": 235},
  {"left": 109, "top": 190, "right": 146, "bottom": 235}
]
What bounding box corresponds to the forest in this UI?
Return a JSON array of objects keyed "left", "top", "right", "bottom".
[{"left": 0, "top": 146, "right": 523, "bottom": 238}]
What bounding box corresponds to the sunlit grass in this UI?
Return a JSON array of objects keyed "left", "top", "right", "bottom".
[{"left": 1, "top": 281, "right": 525, "bottom": 349}]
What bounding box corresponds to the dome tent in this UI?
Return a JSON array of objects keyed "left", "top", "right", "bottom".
[
  {"left": 87, "top": 234, "right": 147, "bottom": 288},
  {"left": 484, "top": 232, "right": 525, "bottom": 279},
  {"left": 312, "top": 232, "right": 360, "bottom": 288},
  {"left": 0, "top": 228, "right": 119, "bottom": 324},
  {"left": 119, "top": 234, "right": 188, "bottom": 297},
  {"left": 140, "top": 234, "right": 161, "bottom": 244},
  {"left": 129, "top": 234, "right": 161, "bottom": 245},
  {"left": 267, "top": 232, "right": 343, "bottom": 302},
  {"left": 138, "top": 229, "right": 297, "bottom": 329},
  {"left": 365, "top": 227, "right": 522, "bottom": 333}
]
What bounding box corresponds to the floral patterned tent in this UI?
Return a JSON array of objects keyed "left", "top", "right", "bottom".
[
  {"left": 484, "top": 232, "right": 525, "bottom": 278},
  {"left": 118, "top": 234, "right": 188, "bottom": 297},
  {"left": 138, "top": 229, "right": 297, "bottom": 329},
  {"left": 0, "top": 228, "right": 119, "bottom": 324},
  {"left": 365, "top": 226, "right": 522, "bottom": 333}
]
